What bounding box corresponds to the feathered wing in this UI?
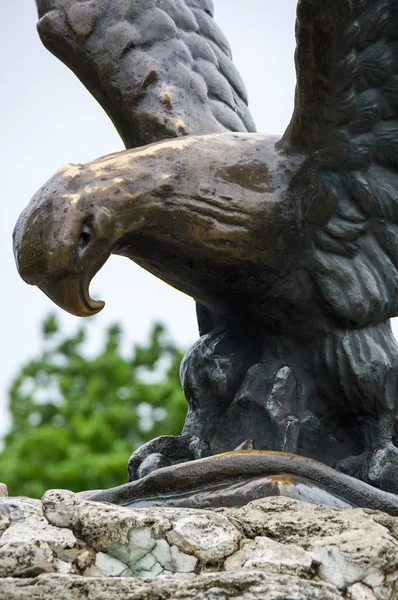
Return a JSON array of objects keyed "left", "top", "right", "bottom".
[
  {"left": 36, "top": 0, "right": 255, "bottom": 146},
  {"left": 35, "top": 0, "right": 255, "bottom": 334},
  {"left": 280, "top": 0, "right": 398, "bottom": 327}
]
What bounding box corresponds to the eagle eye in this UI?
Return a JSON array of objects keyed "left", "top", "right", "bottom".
[{"left": 78, "top": 221, "right": 93, "bottom": 255}]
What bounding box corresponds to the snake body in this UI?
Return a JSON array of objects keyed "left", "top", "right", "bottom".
[{"left": 86, "top": 451, "right": 398, "bottom": 516}]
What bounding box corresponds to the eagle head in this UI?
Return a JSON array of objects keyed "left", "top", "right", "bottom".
[{"left": 13, "top": 163, "right": 116, "bottom": 317}]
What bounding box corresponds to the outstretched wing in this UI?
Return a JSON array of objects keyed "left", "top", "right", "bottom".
[
  {"left": 36, "top": 0, "right": 255, "bottom": 148},
  {"left": 35, "top": 0, "right": 255, "bottom": 335},
  {"left": 280, "top": 0, "right": 398, "bottom": 326}
]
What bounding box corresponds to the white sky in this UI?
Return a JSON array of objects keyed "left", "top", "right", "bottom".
[{"left": 1, "top": 1, "right": 396, "bottom": 437}]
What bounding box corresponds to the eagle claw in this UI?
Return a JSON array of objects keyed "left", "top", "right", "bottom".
[
  {"left": 128, "top": 435, "right": 211, "bottom": 482},
  {"left": 364, "top": 445, "right": 398, "bottom": 494}
]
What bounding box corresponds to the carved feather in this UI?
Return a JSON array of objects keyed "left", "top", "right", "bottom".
[
  {"left": 282, "top": 0, "right": 398, "bottom": 326},
  {"left": 36, "top": 0, "right": 255, "bottom": 148}
]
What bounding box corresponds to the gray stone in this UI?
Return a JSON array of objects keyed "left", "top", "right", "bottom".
[
  {"left": 127, "top": 526, "right": 156, "bottom": 565},
  {"left": 0, "top": 507, "right": 10, "bottom": 537},
  {"left": 133, "top": 553, "right": 164, "bottom": 578},
  {"left": 42, "top": 489, "right": 78, "bottom": 529},
  {"left": 224, "top": 536, "right": 313, "bottom": 577},
  {"left": 95, "top": 553, "right": 126, "bottom": 577},
  {"left": 0, "top": 495, "right": 88, "bottom": 578},
  {"left": 225, "top": 498, "right": 398, "bottom": 599},
  {"left": 166, "top": 512, "right": 241, "bottom": 563},
  {"left": 0, "top": 540, "right": 54, "bottom": 578},
  {"left": 152, "top": 538, "right": 172, "bottom": 570},
  {"left": 309, "top": 527, "right": 398, "bottom": 591},
  {"left": 84, "top": 565, "right": 106, "bottom": 577},
  {"left": 347, "top": 583, "right": 378, "bottom": 600},
  {"left": 76, "top": 500, "right": 171, "bottom": 551},
  {"left": 2, "top": 494, "right": 398, "bottom": 598},
  {"left": 134, "top": 552, "right": 157, "bottom": 572},
  {"left": 0, "top": 497, "right": 44, "bottom": 522},
  {"left": 170, "top": 544, "right": 198, "bottom": 573},
  {"left": 0, "top": 517, "right": 77, "bottom": 550},
  {"left": 52, "top": 558, "right": 74, "bottom": 575},
  {"left": 0, "top": 572, "right": 343, "bottom": 599},
  {"left": 0, "top": 484, "right": 8, "bottom": 498}
]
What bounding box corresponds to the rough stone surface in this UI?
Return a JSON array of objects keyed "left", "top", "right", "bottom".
[
  {"left": 0, "top": 572, "right": 343, "bottom": 599},
  {"left": 0, "top": 496, "right": 94, "bottom": 578},
  {"left": 223, "top": 537, "right": 313, "bottom": 577},
  {"left": 166, "top": 512, "right": 241, "bottom": 563},
  {"left": 1, "top": 493, "right": 398, "bottom": 599},
  {"left": 42, "top": 489, "right": 78, "bottom": 528},
  {"left": 347, "top": 583, "right": 378, "bottom": 600},
  {"left": 0, "top": 484, "right": 8, "bottom": 498}
]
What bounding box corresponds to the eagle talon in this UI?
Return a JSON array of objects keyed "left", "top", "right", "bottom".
[
  {"left": 128, "top": 435, "right": 211, "bottom": 482},
  {"left": 364, "top": 445, "right": 398, "bottom": 494},
  {"left": 282, "top": 415, "right": 301, "bottom": 454}
]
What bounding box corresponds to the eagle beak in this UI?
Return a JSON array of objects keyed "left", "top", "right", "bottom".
[{"left": 38, "top": 274, "right": 105, "bottom": 318}]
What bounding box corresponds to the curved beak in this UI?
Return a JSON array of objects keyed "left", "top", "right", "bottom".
[{"left": 38, "top": 274, "right": 105, "bottom": 317}]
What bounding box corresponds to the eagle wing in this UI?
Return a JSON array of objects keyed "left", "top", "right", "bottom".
[
  {"left": 35, "top": 0, "right": 255, "bottom": 147},
  {"left": 35, "top": 0, "right": 255, "bottom": 334},
  {"left": 280, "top": 0, "right": 398, "bottom": 326}
]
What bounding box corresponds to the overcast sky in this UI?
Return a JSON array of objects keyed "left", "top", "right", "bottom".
[{"left": 2, "top": 1, "right": 392, "bottom": 437}]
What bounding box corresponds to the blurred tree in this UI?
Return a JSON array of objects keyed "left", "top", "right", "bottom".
[{"left": 0, "top": 316, "right": 187, "bottom": 498}]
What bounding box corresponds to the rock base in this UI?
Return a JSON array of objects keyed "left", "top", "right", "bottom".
[
  {"left": 0, "top": 487, "right": 397, "bottom": 599},
  {"left": 0, "top": 572, "right": 343, "bottom": 600}
]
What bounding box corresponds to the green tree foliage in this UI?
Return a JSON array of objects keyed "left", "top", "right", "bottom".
[{"left": 0, "top": 316, "right": 187, "bottom": 498}]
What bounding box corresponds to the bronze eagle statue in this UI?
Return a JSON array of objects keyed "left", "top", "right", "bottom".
[{"left": 12, "top": 0, "right": 398, "bottom": 507}]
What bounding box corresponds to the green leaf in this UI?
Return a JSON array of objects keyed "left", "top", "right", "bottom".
[{"left": 0, "top": 316, "right": 187, "bottom": 497}]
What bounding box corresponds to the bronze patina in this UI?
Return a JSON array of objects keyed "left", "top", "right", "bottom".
[
  {"left": 13, "top": 0, "right": 398, "bottom": 511},
  {"left": 86, "top": 450, "right": 398, "bottom": 516}
]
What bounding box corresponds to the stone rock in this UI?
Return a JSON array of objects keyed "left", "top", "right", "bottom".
[
  {"left": 224, "top": 536, "right": 313, "bottom": 577},
  {"left": 0, "top": 497, "right": 44, "bottom": 523},
  {"left": 170, "top": 544, "right": 198, "bottom": 573},
  {"left": 347, "top": 583, "right": 378, "bottom": 600},
  {"left": 0, "top": 539, "right": 54, "bottom": 578},
  {"left": 166, "top": 512, "right": 241, "bottom": 563},
  {"left": 223, "top": 498, "right": 398, "bottom": 598},
  {"left": 0, "top": 496, "right": 93, "bottom": 578},
  {"left": 95, "top": 552, "right": 126, "bottom": 577},
  {"left": 53, "top": 493, "right": 239, "bottom": 574},
  {"left": 0, "top": 513, "right": 77, "bottom": 550},
  {"left": 2, "top": 493, "right": 398, "bottom": 599},
  {"left": 52, "top": 558, "right": 74, "bottom": 575},
  {"left": 0, "top": 484, "right": 8, "bottom": 498},
  {"left": 309, "top": 526, "right": 398, "bottom": 591},
  {"left": 0, "top": 572, "right": 343, "bottom": 600},
  {"left": 42, "top": 489, "right": 78, "bottom": 529},
  {"left": 0, "top": 507, "right": 10, "bottom": 537},
  {"left": 134, "top": 553, "right": 164, "bottom": 578},
  {"left": 151, "top": 538, "right": 172, "bottom": 570},
  {"left": 75, "top": 500, "right": 172, "bottom": 550}
]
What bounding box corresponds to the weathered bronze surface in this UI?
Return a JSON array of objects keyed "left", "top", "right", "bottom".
[
  {"left": 13, "top": 0, "right": 398, "bottom": 508},
  {"left": 86, "top": 450, "right": 398, "bottom": 515}
]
